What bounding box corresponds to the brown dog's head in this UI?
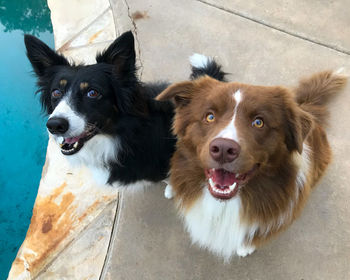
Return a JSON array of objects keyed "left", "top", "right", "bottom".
[{"left": 157, "top": 76, "right": 313, "bottom": 200}]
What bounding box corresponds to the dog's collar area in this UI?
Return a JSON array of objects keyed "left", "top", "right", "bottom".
[{"left": 205, "top": 166, "right": 257, "bottom": 200}]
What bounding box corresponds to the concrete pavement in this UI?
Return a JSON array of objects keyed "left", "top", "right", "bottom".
[{"left": 104, "top": 0, "right": 350, "bottom": 279}]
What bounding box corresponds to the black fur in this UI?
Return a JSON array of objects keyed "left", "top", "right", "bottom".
[
  {"left": 190, "top": 58, "right": 227, "bottom": 81},
  {"left": 24, "top": 31, "right": 176, "bottom": 186}
]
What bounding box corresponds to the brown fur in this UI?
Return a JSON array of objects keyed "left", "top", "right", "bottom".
[{"left": 157, "top": 71, "right": 347, "bottom": 248}]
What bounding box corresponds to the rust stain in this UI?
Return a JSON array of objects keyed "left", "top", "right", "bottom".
[
  {"left": 132, "top": 10, "right": 150, "bottom": 20},
  {"left": 10, "top": 181, "right": 116, "bottom": 278},
  {"left": 12, "top": 182, "right": 78, "bottom": 276},
  {"left": 57, "top": 41, "right": 71, "bottom": 53},
  {"left": 52, "top": 182, "right": 67, "bottom": 198},
  {"left": 78, "top": 200, "right": 100, "bottom": 222},
  {"left": 98, "top": 236, "right": 104, "bottom": 241},
  {"left": 88, "top": 30, "right": 103, "bottom": 44},
  {"left": 42, "top": 215, "right": 53, "bottom": 233}
]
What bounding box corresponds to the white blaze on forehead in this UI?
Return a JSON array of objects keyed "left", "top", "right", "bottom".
[
  {"left": 215, "top": 90, "right": 242, "bottom": 142},
  {"left": 49, "top": 98, "right": 86, "bottom": 137},
  {"left": 234, "top": 89, "right": 242, "bottom": 103}
]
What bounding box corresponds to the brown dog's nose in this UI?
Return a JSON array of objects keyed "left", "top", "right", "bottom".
[{"left": 209, "top": 138, "right": 240, "bottom": 163}]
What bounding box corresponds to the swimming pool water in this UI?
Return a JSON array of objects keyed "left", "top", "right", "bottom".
[{"left": 0, "top": 1, "right": 53, "bottom": 278}]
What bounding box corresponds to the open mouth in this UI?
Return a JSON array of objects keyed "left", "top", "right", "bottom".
[
  {"left": 205, "top": 165, "right": 258, "bottom": 200},
  {"left": 58, "top": 127, "right": 97, "bottom": 155}
]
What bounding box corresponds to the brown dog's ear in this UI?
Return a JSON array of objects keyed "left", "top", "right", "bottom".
[
  {"left": 156, "top": 81, "right": 195, "bottom": 107},
  {"left": 285, "top": 106, "right": 314, "bottom": 154}
]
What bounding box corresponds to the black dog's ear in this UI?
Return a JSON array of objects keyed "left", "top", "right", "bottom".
[
  {"left": 96, "top": 31, "right": 136, "bottom": 77},
  {"left": 24, "top": 35, "right": 69, "bottom": 77}
]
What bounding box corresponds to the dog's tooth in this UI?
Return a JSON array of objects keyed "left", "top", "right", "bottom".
[
  {"left": 230, "top": 182, "right": 237, "bottom": 191},
  {"left": 214, "top": 187, "right": 221, "bottom": 194},
  {"left": 208, "top": 178, "right": 215, "bottom": 188},
  {"left": 235, "top": 173, "right": 240, "bottom": 178},
  {"left": 73, "top": 142, "right": 78, "bottom": 149}
]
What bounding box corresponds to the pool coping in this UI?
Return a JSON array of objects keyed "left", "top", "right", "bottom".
[{"left": 7, "top": 1, "right": 135, "bottom": 279}]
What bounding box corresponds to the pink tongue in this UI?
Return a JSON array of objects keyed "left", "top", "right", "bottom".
[
  {"left": 212, "top": 169, "right": 236, "bottom": 187},
  {"left": 65, "top": 136, "right": 80, "bottom": 144}
]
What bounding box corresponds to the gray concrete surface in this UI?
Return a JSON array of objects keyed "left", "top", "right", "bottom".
[
  {"left": 103, "top": 0, "right": 350, "bottom": 279},
  {"left": 200, "top": 0, "right": 350, "bottom": 54}
]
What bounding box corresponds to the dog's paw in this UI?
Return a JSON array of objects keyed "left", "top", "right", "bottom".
[
  {"left": 164, "top": 184, "right": 174, "bottom": 199},
  {"left": 236, "top": 245, "right": 255, "bottom": 257}
]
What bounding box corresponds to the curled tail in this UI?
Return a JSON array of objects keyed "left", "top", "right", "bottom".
[
  {"left": 296, "top": 70, "right": 347, "bottom": 124},
  {"left": 189, "top": 53, "right": 227, "bottom": 81}
]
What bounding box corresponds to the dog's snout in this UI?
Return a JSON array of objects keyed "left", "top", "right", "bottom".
[
  {"left": 46, "top": 117, "right": 69, "bottom": 134},
  {"left": 209, "top": 138, "right": 240, "bottom": 163}
]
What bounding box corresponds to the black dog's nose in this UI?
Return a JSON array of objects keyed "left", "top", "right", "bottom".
[
  {"left": 209, "top": 138, "right": 240, "bottom": 163},
  {"left": 46, "top": 117, "right": 69, "bottom": 134}
]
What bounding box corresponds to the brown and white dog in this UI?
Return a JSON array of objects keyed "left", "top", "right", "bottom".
[{"left": 157, "top": 55, "right": 347, "bottom": 260}]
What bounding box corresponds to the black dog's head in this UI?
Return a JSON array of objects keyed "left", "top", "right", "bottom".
[{"left": 25, "top": 31, "right": 143, "bottom": 157}]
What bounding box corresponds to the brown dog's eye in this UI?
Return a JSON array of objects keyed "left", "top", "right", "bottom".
[
  {"left": 252, "top": 118, "right": 264, "bottom": 128},
  {"left": 206, "top": 113, "right": 215, "bottom": 123}
]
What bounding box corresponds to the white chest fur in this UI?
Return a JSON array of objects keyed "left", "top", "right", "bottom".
[{"left": 182, "top": 189, "right": 257, "bottom": 260}]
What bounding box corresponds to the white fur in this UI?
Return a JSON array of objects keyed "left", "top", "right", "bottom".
[
  {"left": 67, "top": 134, "right": 119, "bottom": 185},
  {"left": 182, "top": 188, "right": 257, "bottom": 260},
  {"left": 214, "top": 90, "right": 242, "bottom": 142},
  {"left": 294, "top": 143, "right": 311, "bottom": 189},
  {"left": 49, "top": 95, "right": 156, "bottom": 191},
  {"left": 181, "top": 128, "right": 312, "bottom": 259},
  {"left": 189, "top": 53, "right": 211, "bottom": 69},
  {"left": 233, "top": 89, "right": 242, "bottom": 104},
  {"left": 49, "top": 98, "right": 86, "bottom": 138},
  {"left": 49, "top": 97, "right": 118, "bottom": 185},
  {"left": 164, "top": 184, "right": 174, "bottom": 199},
  {"left": 262, "top": 143, "right": 312, "bottom": 236},
  {"left": 67, "top": 134, "right": 154, "bottom": 190}
]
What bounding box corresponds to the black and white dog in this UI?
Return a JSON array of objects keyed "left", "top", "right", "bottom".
[{"left": 24, "top": 31, "right": 176, "bottom": 188}]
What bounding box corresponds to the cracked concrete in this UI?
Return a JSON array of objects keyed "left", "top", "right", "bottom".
[
  {"left": 108, "top": 0, "right": 144, "bottom": 77},
  {"left": 123, "top": 0, "right": 144, "bottom": 78}
]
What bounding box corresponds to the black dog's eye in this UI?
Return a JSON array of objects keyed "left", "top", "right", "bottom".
[
  {"left": 87, "top": 89, "right": 100, "bottom": 99},
  {"left": 51, "top": 89, "right": 62, "bottom": 98}
]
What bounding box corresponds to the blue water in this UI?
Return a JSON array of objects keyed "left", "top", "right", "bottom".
[{"left": 0, "top": 1, "right": 53, "bottom": 278}]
